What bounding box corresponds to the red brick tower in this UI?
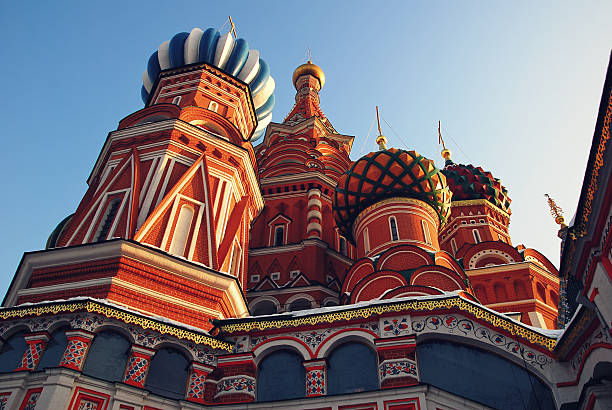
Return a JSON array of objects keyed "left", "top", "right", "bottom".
[
  {"left": 3, "top": 36, "right": 270, "bottom": 331},
  {"left": 247, "top": 61, "right": 355, "bottom": 314}
]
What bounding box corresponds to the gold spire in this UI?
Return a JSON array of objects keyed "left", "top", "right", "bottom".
[
  {"left": 439, "top": 121, "right": 452, "bottom": 162},
  {"left": 292, "top": 55, "right": 325, "bottom": 90},
  {"left": 228, "top": 16, "right": 237, "bottom": 39},
  {"left": 375, "top": 106, "right": 387, "bottom": 150},
  {"left": 545, "top": 194, "right": 567, "bottom": 228}
]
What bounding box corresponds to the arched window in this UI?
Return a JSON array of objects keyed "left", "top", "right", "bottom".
[
  {"left": 418, "top": 341, "right": 555, "bottom": 410},
  {"left": 474, "top": 285, "right": 488, "bottom": 304},
  {"left": 95, "top": 198, "right": 122, "bottom": 241},
  {"left": 472, "top": 229, "right": 481, "bottom": 244},
  {"left": 327, "top": 343, "right": 378, "bottom": 394},
  {"left": 145, "top": 347, "right": 190, "bottom": 399},
  {"left": 169, "top": 204, "right": 194, "bottom": 257},
  {"left": 493, "top": 283, "right": 508, "bottom": 301},
  {"left": 257, "top": 350, "right": 305, "bottom": 402},
  {"left": 172, "top": 96, "right": 182, "bottom": 105},
  {"left": 450, "top": 238, "right": 458, "bottom": 255},
  {"left": 339, "top": 236, "right": 348, "bottom": 256},
  {"left": 0, "top": 330, "right": 27, "bottom": 373},
  {"left": 389, "top": 217, "right": 399, "bottom": 241},
  {"left": 82, "top": 330, "right": 130, "bottom": 382},
  {"left": 252, "top": 300, "right": 278, "bottom": 316},
  {"left": 289, "top": 298, "right": 312, "bottom": 312},
  {"left": 421, "top": 220, "right": 432, "bottom": 245},
  {"left": 550, "top": 291, "right": 559, "bottom": 308},
  {"left": 274, "top": 225, "right": 285, "bottom": 246},
  {"left": 38, "top": 326, "right": 69, "bottom": 370},
  {"left": 513, "top": 280, "right": 527, "bottom": 300},
  {"left": 363, "top": 228, "right": 370, "bottom": 253},
  {"left": 536, "top": 283, "right": 547, "bottom": 303},
  {"left": 208, "top": 100, "right": 219, "bottom": 112}
]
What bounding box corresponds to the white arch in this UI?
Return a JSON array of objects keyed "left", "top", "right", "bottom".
[
  {"left": 285, "top": 293, "right": 317, "bottom": 311},
  {"left": 316, "top": 329, "right": 376, "bottom": 359},
  {"left": 249, "top": 296, "right": 281, "bottom": 315},
  {"left": 253, "top": 337, "right": 312, "bottom": 365}
]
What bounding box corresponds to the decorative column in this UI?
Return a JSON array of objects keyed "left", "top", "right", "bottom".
[
  {"left": 304, "top": 359, "right": 326, "bottom": 397},
  {"left": 214, "top": 353, "right": 256, "bottom": 404},
  {"left": 14, "top": 332, "right": 50, "bottom": 371},
  {"left": 376, "top": 316, "right": 419, "bottom": 389},
  {"left": 185, "top": 362, "right": 214, "bottom": 404},
  {"left": 123, "top": 345, "right": 156, "bottom": 388},
  {"left": 306, "top": 188, "right": 323, "bottom": 239},
  {"left": 59, "top": 330, "right": 95, "bottom": 371}
]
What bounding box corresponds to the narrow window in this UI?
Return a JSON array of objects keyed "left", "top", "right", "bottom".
[
  {"left": 95, "top": 198, "right": 121, "bottom": 241},
  {"left": 472, "top": 229, "right": 481, "bottom": 244},
  {"left": 274, "top": 225, "right": 285, "bottom": 246},
  {"left": 172, "top": 96, "right": 182, "bottom": 105},
  {"left": 339, "top": 236, "right": 348, "bottom": 256},
  {"left": 250, "top": 274, "right": 260, "bottom": 283},
  {"left": 389, "top": 216, "right": 399, "bottom": 241},
  {"left": 230, "top": 241, "right": 242, "bottom": 276},
  {"left": 169, "top": 205, "right": 194, "bottom": 256},
  {"left": 450, "top": 238, "right": 458, "bottom": 255},
  {"left": 363, "top": 227, "right": 370, "bottom": 253},
  {"left": 421, "top": 220, "right": 432, "bottom": 245},
  {"left": 208, "top": 100, "right": 219, "bottom": 112}
]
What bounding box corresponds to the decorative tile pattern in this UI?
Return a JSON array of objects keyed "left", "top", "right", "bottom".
[
  {"left": 60, "top": 339, "right": 89, "bottom": 370},
  {"left": 306, "top": 368, "right": 326, "bottom": 396},
  {"left": 77, "top": 400, "right": 99, "bottom": 410},
  {"left": 19, "top": 341, "right": 45, "bottom": 370},
  {"left": 0, "top": 393, "right": 11, "bottom": 410},
  {"left": 381, "top": 317, "right": 410, "bottom": 337},
  {"left": 215, "top": 376, "right": 255, "bottom": 397},
  {"left": 124, "top": 356, "right": 150, "bottom": 386},
  {"left": 20, "top": 389, "right": 42, "bottom": 410},
  {"left": 379, "top": 359, "right": 418, "bottom": 381},
  {"left": 70, "top": 315, "right": 104, "bottom": 332},
  {"left": 186, "top": 371, "right": 207, "bottom": 400},
  {"left": 67, "top": 387, "right": 110, "bottom": 410},
  {"left": 411, "top": 314, "right": 553, "bottom": 368}
]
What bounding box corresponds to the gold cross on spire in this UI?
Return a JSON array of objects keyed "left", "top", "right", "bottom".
[
  {"left": 229, "top": 16, "right": 237, "bottom": 39},
  {"left": 375, "top": 106, "right": 387, "bottom": 150},
  {"left": 439, "top": 121, "right": 452, "bottom": 162}
]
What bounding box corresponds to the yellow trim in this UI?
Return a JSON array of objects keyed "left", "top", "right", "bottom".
[
  {"left": 219, "top": 296, "right": 557, "bottom": 351},
  {"left": 0, "top": 300, "right": 232, "bottom": 351},
  {"left": 449, "top": 199, "right": 510, "bottom": 219}
]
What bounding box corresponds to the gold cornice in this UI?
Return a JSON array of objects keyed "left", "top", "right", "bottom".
[
  {"left": 449, "top": 199, "right": 510, "bottom": 219},
  {"left": 0, "top": 300, "right": 232, "bottom": 351}
]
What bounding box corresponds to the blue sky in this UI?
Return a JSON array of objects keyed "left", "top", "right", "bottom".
[{"left": 0, "top": 1, "right": 611, "bottom": 299}]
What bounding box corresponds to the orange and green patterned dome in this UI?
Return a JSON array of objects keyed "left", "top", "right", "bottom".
[
  {"left": 334, "top": 148, "right": 452, "bottom": 240},
  {"left": 442, "top": 163, "right": 512, "bottom": 214}
]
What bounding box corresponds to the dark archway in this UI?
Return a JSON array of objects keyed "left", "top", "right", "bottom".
[
  {"left": 327, "top": 342, "right": 378, "bottom": 395},
  {"left": 144, "top": 347, "right": 190, "bottom": 399},
  {"left": 38, "top": 325, "right": 69, "bottom": 370},
  {"left": 257, "top": 349, "right": 305, "bottom": 401},
  {"left": 0, "top": 330, "right": 27, "bottom": 372},
  {"left": 82, "top": 330, "right": 131, "bottom": 382}
]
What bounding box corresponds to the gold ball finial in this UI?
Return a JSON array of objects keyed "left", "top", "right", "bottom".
[
  {"left": 292, "top": 61, "right": 325, "bottom": 90},
  {"left": 441, "top": 148, "right": 452, "bottom": 161}
]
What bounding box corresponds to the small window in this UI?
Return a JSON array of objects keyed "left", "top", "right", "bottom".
[
  {"left": 389, "top": 217, "right": 399, "bottom": 241},
  {"left": 470, "top": 220, "right": 475, "bottom": 224},
  {"left": 450, "top": 238, "right": 458, "bottom": 255},
  {"left": 250, "top": 274, "right": 260, "bottom": 283},
  {"left": 363, "top": 228, "right": 370, "bottom": 253},
  {"left": 270, "top": 272, "right": 280, "bottom": 281},
  {"left": 230, "top": 241, "right": 242, "bottom": 276},
  {"left": 169, "top": 205, "right": 194, "bottom": 257},
  {"left": 208, "top": 101, "right": 219, "bottom": 112},
  {"left": 479, "top": 219, "right": 485, "bottom": 223},
  {"left": 339, "top": 236, "right": 348, "bottom": 256},
  {"left": 290, "top": 270, "right": 300, "bottom": 279},
  {"left": 421, "top": 220, "right": 432, "bottom": 245},
  {"left": 172, "top": 96, "right": 182, "bottom": 105},
  {"left": 95, "top": 198, "right": 122, "bottom": 242},
  {"left": 274, "top": 225, "right": 285, "bottom": 246},
  {"left": 473, "top": 229, "right": 481, "bottom": 244},
  {"left": 289, "top": 298, "right": 312, "bottom": 311},
  {"left": 461, "top": 221, "right": 467, "bottom": 225}
]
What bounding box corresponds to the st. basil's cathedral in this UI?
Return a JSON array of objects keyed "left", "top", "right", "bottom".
[{"left": 0, "top": 25, "right": 611, "bottom": 410}]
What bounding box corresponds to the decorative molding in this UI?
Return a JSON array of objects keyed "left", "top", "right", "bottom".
[
  {"left": 379, "top": 359, "right": 418, "bottom": 381},
  {"left": 215, "top": 376, "right": 255, "bottom": 398}
]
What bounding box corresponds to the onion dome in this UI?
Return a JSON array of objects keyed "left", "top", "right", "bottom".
[
  {"left": 441, "top": 162, "right": 512, "bottom": 214},
  {"left": 141, "top": 27, "right": 275, "bottom": 141},
  {"left": 292, "top": 60, "right": 325, "bottom": 89},
  {"left": 334, "top": 148, "right": 452, "bottom": 240}
]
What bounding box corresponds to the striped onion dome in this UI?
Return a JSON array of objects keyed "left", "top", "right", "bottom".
[
  {"left": 334, "top": 148, "right": 452, "bottom": 241},
  {"left": 442, "top": 163, "right": 512, "bottom": 214},
  {"left": 141, "top": 27, "right": 275, "bottom": 141}
]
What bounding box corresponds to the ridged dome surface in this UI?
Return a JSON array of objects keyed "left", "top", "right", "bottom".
[
  {"left": 141, "top": 27, "right": 275, "bottom": 141},
  {"left": 442, "top": 163, "right": 511, "bottom": 214},
  {"left": 334, "top": 148, "right": 451, "bottom": 240}
]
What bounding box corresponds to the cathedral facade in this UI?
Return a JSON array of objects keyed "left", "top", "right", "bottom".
[{"left": 0, "top": 27, "right": 610, "bottom": 410}]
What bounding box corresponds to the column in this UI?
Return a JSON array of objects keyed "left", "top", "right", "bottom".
[
  {"left": 123, "top": 345, "right": 156, "bottom": 388},
  {"left": 304, "top": 359, "right": 326, "bottom": 397},
  {"left": 15, "top": 331, "right": 49, "bottom": 371},
  {"left": 185, "top": 362, "right": 214, "bottom": 404},
  {"left": 214, "top": 353, "right": 256, "bottom": 404},
  {"left": 377, "top": 315, "right": 418, "bottom": 389},
  {"left": 59, "top": 330, "right": 94, "bottom": 371},
  {"left": 306, "top": 188, "right": 322, "bottom": 239}
]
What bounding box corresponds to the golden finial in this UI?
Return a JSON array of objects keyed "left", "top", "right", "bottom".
[
  {"left": 229, "top": 16, "right": 237, "bottom": 39},
  {"left": 307, "top": 47, "right": 312, "bottom": 63},
  {"left": 545, "top": 194, "right": 567, "bottom": 228},
  {"left": 375, "top": 106, "right": 387, "bottom": 150},
  {"left": 439, "top": 121, "right": 452, "bottom": 163}
]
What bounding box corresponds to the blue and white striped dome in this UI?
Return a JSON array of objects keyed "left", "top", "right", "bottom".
[{"left": 141, "top": 27, "right": 275, "bottom": 141}]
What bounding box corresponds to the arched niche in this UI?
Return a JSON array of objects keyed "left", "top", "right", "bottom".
[
  {"left": 327, "top": 342, "right": 379, "bottom": 395},
  {"left": 144, "top": 346, "right": 190, "bottom": 400},
  {"left": 82, "top": 330, "right": 131, "bottom": 382},
  {"left": 417, "top": 340, "right": 556, "bottom": 410},
  {"left": 37, "top": 325, "right": 69, "bottom": 370},
  {"left": 0, "top": 329, "right": 27, "bottom": 372},
  {"left": 257, "top": 349, "right": 305, "bottom": 402},
  {"left": 251, "top": 299, "right": 278, "bottom": 316}
]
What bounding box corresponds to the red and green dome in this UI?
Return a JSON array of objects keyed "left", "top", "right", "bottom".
[
  {"left": 334, "top": 148, "right": 451, "bottom": 240},
  {"left": 442, "top": 163, "right": 511, "bottom": 214}
]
